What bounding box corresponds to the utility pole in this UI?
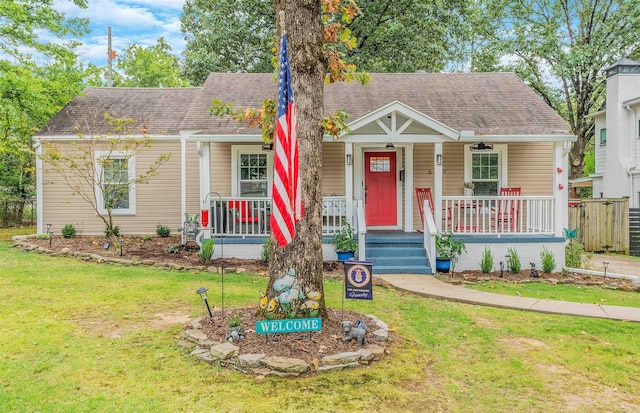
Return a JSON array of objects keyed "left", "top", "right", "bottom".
[{"left": 107, "top": 26, "right": 113, "bottom": 87}]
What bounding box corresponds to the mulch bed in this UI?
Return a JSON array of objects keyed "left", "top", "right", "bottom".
[{"left": 200, "top": 308, "right": 384, "bottom": 362}]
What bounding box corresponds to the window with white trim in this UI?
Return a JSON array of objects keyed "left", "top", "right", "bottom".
[
  {"left": 96, "top": 151, "right": 135, "bottom": 215},
  {"left": 471, "top": 153, "right": 499, "bottom": 196},
  {"left": 464, "top": 144, "right": 508, "bottom": 196},
  {"left": 232, "top": 146, "right": 273, "bottom": 197}
]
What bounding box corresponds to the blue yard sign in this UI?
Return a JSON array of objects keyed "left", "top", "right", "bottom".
[
  {"left": 344, "top": 260, "right": 373, "bottom": 300},
  {"left": 255, "top": 318, "right": 322, "bottom": 334}
]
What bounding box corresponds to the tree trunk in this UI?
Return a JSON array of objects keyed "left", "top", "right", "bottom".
[{"left": 267, "top": 0, "right": 328, "bottom": 317}]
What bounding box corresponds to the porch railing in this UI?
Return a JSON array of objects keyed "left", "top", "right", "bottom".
[
  {"left": 207, "top": 196, "right": 347, "bottom": 237},
  {"left": 441, "top": 196, "right": 556, "bottom": 235}
]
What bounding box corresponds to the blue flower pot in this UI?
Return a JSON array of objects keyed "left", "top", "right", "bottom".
[
  {"left": 336, "top": 251, "right": 355, "bottom": 262},
  {"left": 435, "top": 257, "right": 451, "bottom": 273}
]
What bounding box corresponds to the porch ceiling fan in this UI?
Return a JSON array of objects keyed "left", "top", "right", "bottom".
[{"left": 470, "top": 141, "right": 494, "bottom": 151}]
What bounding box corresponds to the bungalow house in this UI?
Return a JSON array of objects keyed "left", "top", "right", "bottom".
[
  {"left": 583, "top": 58, "right": 640, "bottom": 208},
  {"left": 35, "top": 72, "right": 574, "bottom": 273}
]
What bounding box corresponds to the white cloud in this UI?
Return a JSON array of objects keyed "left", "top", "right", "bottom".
[{"left": 54, "top": 0, "right": 187, "bottom": 66}]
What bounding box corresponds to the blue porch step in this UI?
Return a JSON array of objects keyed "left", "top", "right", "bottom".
[{"left": 365, "top": 232, "right": 432, "bottom": 275}]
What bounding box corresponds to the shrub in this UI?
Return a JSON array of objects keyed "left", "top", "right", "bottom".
[
  {"left": 198, "top": 239, "right": 215, "bottom": 260},
  {"left": 142, "top": 234, "right": 152, "bottom": 241},
  {"left": 61, "top": 224, "right": 76, "bottom": 238},
  {"left": 36, "top": 233, "right": 50, "bottom": 239},
  {"left": 156, "top": 224, "right": 170, "bottom": 238},
  {"left": 261, "top": 237, "right": 270, "bottom": 262},
  {"left": 165, "top": 245, "right": 181, "bottom": 254},
  {"left": 540, "top": 246, "right": 556, "bottom": 273},
  {"left": 565, "top": 239, "right": 590, "bottom": 268},
  {"left": 506, "top": 247, "right": 521, "bottom": 273},
  {"left": 104, "top": 225, "right": 120, "bottom": 237},
  {"left": 479, "top": 246, "right": 494, "bottom": 273}
]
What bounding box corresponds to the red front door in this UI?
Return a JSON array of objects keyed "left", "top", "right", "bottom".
[{"left": 364, "top": 152, "right": 397, "bottom": 226}]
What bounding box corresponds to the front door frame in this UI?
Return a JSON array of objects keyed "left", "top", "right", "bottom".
[{"left": 354, "top": 143, "right": 414, "bottom": 231}]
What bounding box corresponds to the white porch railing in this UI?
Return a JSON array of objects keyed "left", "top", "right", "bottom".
[
  {"left": 207, "top": 196, "right": 348, "bottom": 237},
  {"left": 441, "top": 196, "right": 556, "bottom": 235}
]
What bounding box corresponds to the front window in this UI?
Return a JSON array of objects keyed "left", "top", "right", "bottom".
[
  {"left": 239, "top": 153, "right": 268, "bottom": 196},
  {"left": 96, "top": 151, "right": 135, "bottom": 215},
  {"left": 471, "top": 153, "right": 499, "bottom": 196},
  {"left": 232, "top": 146, "right": 273, "bottom": 197},
  {"left": 600, "top": 128, "right": 607, "bottom": 145}
]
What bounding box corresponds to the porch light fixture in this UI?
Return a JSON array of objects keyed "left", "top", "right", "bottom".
[
  {"left": 196, "top": 286, "right": 213, "bottom": 318},
  {"left": 470, "top": 142, "right": 493, "bottom": 151},
  {"left": 385, "top": 142, "right": 394, "bottom": 149},
  {"left": 346, "top": 153, "right": 352, "bottom": 166},
  {"left": 261, "top": 143, "right": 273, "bottom": 151},
  {"left": 436, "top": 154, "right": 443, "bottom": 165}
]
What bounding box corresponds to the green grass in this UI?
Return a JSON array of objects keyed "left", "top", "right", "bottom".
[
  {"left": 466, "top": 280, "right": 640, "bottom": 308},
  {"left": 0, "top": 225, "right": 35, "bottom": 241},
  {"left": 1, "top": 241, "right": 640, "bottom": 412}
]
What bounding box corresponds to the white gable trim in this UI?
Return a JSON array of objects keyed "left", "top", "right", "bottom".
[{"left": 345, "top": 101, "right": 460, "bottom": 139}]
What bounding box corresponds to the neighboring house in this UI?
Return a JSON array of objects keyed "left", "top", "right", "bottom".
[
  {"left": 35, "top": 72, "right": 575, "bottom": 273},
  {"left": 584, "top": 59, "right": 640, "bottom": 208}
]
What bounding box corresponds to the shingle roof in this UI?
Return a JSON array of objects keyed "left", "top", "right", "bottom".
[
  {"left": 40, "top": 72, "right": 570, "bottom": 137},
  {"left": 38, "top": 87, "right": 200, "bottom": 136}
]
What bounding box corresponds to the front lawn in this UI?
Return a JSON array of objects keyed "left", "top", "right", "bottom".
[
  {"left": 466, "top": 280, "right": 640, "bottom": 308},
  {"left": 1, "top": 241, "right": 640, "bottom": 412}
]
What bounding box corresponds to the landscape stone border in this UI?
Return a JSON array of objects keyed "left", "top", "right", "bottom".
[
  {"left": 13, "top": 239, "right": 392, "bottom": 378},
  {"left": 178, "top": 315, "right": 389, "bottom": 379}
]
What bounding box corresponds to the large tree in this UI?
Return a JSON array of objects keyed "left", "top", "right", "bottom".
[
  {"left": 0, "top": 0, "right": 88, "bottom": 204},
  {"left": 475, "top": 0, "right": 640, "bottom": 179},
  {"left": 264, "top": 0, "right": 328, "bottom": 315},
  {"left": 114, "top": 38, "right": 190, "bottom": 87},
  {"left": 180, "top": 0, "right": 470, "bottom": 85}
]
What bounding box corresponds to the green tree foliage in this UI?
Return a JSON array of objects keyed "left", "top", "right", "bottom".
[
  {"left": 0, "top": 1, "right": 89, "bottom": 200},
  {"left": 346, "top": 0, "right": 468, "bottom": 73},
  {"left": 115, "top": 38, "right": 190, "bottom": 87},
  {"left": 180, "top": 0, "right": 275, "bottom": 85},
  {"left": 476, "top": 0, "right": 640, "bottom": 179},
  {"left": 180, "top": 0, "right": 470, "bottom": 85}
]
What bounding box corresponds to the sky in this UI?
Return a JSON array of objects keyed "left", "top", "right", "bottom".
[{"left": 54, "top": 0, "right": 187, "bottom": 67}]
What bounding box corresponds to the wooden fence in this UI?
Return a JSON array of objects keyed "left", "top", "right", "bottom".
[{"left": 568, "top": 198, "right": 629, "bottom": 253}]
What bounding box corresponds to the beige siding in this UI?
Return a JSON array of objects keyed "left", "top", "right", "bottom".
[
  {"left": 322, "top": 143, "right": 345, "bottom": 195},
  {"left": 508, "top": 142, "right": 554, "bottom": 195},
  {"left": 42, "top": 139, "right": 182, "bottom": 235}
]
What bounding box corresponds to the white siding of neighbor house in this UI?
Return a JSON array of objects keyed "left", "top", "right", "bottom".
[
  {"left": 593, "top": 114, "right": 607, "bottom": 175},
  {"left": 41, "top": 139, "right": 182, "bottom": 235}
]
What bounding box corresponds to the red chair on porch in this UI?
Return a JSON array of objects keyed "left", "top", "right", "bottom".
[
  {"left": 415, "top": 187, "right": 434, "bottom": 233},
  {"left": 492, "top": 187, "right": 521, "bottom": 232},
  {"left": 416, "top": 187, "right": 452, "bottom": 232},
  {"left": 228, "top": 200, "right": 259, "bottom": 232}
]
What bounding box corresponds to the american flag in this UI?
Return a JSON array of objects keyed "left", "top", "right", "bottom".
[{"left": 271, "top": 33, "right": 302, "bottom": 247}]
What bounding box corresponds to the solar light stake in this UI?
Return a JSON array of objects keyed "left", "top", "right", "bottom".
[
  {"left": 603, "top": 262, "right": 609, "bottom": 278},
  {"left": 47, "top": 224, "right": 53, "bottom": 248},
  {"left": 119, "top": 237, "right": 124, "bottom": 256},
  {"left": 196, "top": 287, "right": 213, "bottom": 318}
]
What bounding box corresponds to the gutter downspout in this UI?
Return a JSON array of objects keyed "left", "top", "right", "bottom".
[{"left": 624, "top": 105, "right": 637, "bottom": 207}]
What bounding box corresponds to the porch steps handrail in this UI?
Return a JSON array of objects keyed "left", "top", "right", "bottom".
[
  {"left": 356, "top": 200, "right": 366, "bottom": 260},
  {"left": 423, "top": 199, "right": 437, "bottom": 273}
]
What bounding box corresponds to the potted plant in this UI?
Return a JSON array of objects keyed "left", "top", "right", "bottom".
[
  {"left": 332, "top": 218, "right": 358, "bottom": 261},
  {"left": 435, "top": 231, "right": 467, "bottom": 273}
]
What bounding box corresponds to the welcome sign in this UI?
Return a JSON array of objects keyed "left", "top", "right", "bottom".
[{"left": 255, "top": 318, "right": 322, "bottom": 334}]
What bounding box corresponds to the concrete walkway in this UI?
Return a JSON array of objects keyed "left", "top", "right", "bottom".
[{"left": 375, "top": 273, "right": 640, "bottom": 323}]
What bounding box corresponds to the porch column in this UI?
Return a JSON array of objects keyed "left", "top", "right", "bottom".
[
  {"left": 554, "top": 141, "right": 569, "bottom": 237},
  {"left": 434, "top": 142, "right": 443, "bottom": 232},
  {"left": 345, "top": 142, "right": 354, "bottom": 225},
  {"left": 197, "top": 141, "right": 212, "bottom": 239}
]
